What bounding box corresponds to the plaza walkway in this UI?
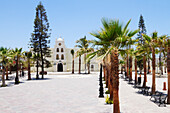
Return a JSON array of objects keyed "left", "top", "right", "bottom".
[
  {"left": 119, "top": 73, "right": 170, "bottom": 113},
  {"left": 0, "top": 72, "right": 169, "bottom": 113}
]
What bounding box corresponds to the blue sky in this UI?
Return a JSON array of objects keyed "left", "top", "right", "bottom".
[{"left": 0, "top": 0, "right": 170, "bottom": 51}]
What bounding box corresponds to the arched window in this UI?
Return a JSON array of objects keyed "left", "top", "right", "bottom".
[
  {"left": 61, "top": 54, "right": 64, "bottom": 60},
  {"left": 61, "top": 48, "right": 64, "bottom": 52},
  {"left": 56, "top": 48, "right": 59, "bottom": 52},
  {"left": 56, "top": 54, "right": 59, "bottom": 60}
]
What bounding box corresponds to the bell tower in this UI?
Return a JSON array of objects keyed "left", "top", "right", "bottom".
[{"left": 53, "top": 37, "right": 66, "bottom": 72}]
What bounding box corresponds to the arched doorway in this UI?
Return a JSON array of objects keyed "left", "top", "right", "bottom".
[{"left": 57, "top": 63, "right": 63, "bottom": 72}]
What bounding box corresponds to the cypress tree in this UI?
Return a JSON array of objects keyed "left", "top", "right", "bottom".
[
  {"left": 30, "top": 2, "right": 51, "bottom": 79},
  {"left": 137, "top": 15, "right": 147, "bottom": 44},
  {"left": 137, "top": 15, "right": 147, "bottom": 74}
]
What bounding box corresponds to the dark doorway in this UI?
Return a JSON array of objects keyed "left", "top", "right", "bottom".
[{"left": 57, "top": 63, "right": 63, "bottom": 72}]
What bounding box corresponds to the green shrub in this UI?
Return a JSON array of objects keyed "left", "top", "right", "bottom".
[
  {"left": 1, "top": 84, "right": 7, "bottom": 87},
  {"left": 105, "top": 95, "right": 113, "bottom": 104},
  {"left": 105, "top": 90, "right": 110, "bottom": 94}
]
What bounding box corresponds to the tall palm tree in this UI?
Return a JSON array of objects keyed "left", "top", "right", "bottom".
[
  {"left": 12, "top": 48, "right": 23, "bottom": 84},
  {"left": 0, "top": 47, "right": 12, "bottom": 86},
  {"left": 75, "top": 36, "right": 88, "bottom": 73},
  {"left": 70, "top": 49, "right": 74, "bottom": 74},
  {"left": 90, "top": 18, "right": 138, "bottom": 113},
  {"left": 75, "top": 36, "right": 93, "bottom": 74},
  {"left": 142, "top": 32, "right": 159, "bottom": 94}
]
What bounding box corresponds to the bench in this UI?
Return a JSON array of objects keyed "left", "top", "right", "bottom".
[
  {"left": 138, "top": 86, "right": 150, "bottom": 95},
  {"left": 128, "top": 79, "right": 134, "bottom": 85},
  {"left": 158, "top": 94, "right": 168, "bottom": 107},
  {"left": 150, "top": 91, "right": 161, "bottom": 101},
  {"left": 150, "top": 91, "right": 168, "bottom": 107}
]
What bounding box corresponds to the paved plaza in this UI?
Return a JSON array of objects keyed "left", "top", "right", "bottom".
[{"left": 0, "top": 72, "right": 170, "bottom": 113}]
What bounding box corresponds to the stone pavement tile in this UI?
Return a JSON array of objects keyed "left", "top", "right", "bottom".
[{"left": 0, "top": 72, "right": 112, "bottom": 113}]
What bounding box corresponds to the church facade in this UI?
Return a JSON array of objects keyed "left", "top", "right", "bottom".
[{"left": 32, "top": 37, "right": 100, "bottom": 72}]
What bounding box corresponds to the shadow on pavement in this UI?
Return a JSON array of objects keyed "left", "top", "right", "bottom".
[{"left": 30, "top": 78, "right": 52, "bottom": 81}]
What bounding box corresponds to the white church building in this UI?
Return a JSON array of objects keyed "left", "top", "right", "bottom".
[{"left": 32, "top": 37, "right": 100, "bottom": 72}]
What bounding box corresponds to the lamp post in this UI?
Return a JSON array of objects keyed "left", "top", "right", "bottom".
[{"left": 99, "top": 63, "right": 104, "bottom": 97}]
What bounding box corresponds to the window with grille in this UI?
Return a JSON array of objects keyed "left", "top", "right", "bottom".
[
  {"left": 56, "top": 48, "right": 59, "bottom": 52},
  {"left": 61, "top": 48, "right": 64, "bottom": 52},
  {"left": 61, "top": 54, "right": 64, "bottom": 60},
  {"left": 56, "top": 54, "right": 59, "bottom": 60}
]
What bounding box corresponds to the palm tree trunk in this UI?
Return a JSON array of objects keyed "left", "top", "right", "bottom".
[
  {"left": 79, "top": 55, "right": 81, "bottom": 74},
  {"left": 15, "top": 56, "right": 19, "bottom": 84},
  {"left": 135, "top": 58, "right": 137, "bottom": 84},
  {"left": 167, "top": 46, "right": 170, "bottom": 104},
  {"left": 112, "top": 49, "right": 120, "bottom": 113},
  {"left": 106, "top": 63, "right": 109, "bottom": 88},
  {"left": 143, "top": 56, "right": 146, "bottom": 87},
  {"left": 107, "top": 63, "right": 111, "bottom": 92},
  {"left": 130, "top": 56, "right": 132, "bottom": 80},
  {"left": 124, "top": 63, "right": 127, "bottom": 73},
  {"left": 84, "top": 53, "right": 87, "bottom": 73},
  {"left": 28, "top": 58, "right": 31, "bottom": 80},
  {"left": 2, "top": 66, "right": 6, "bottom": 87},
  {"left": 6, "top": 66, "right": 9, "bottom": 80},
  {"left": 152, "top": 48, "right": 156, "bottom": 94},
  {"left": 22, "top": 63, "right": 24, "bottom": 76},
  {"left": 108, "top": 54, "right": 112, "bottom": 94},
  {"left": 127, "top": 53, "right": 129, "bottom": 78},
  {"left": 72, "top": 55, "right": 74, "bottom": 74},
  {"left": 147, "top": 57, "right": 150, "bottom": 74},
  {"left": 19, "top": 63, "right": 21, "bottom": 77},
  {"left": 103, "top": 59, "right": 106, "bottom": 81},
  {"left": 110, "top": 51, "right": 115, "bottom": 100},
  {"left": 9, "top": 64, "right": 12, "bottom": 74},
  {"left": 159, "top": 48, "right": 163, "bottom": 75},
  {"left": 108, "top": 63, "right": 112, "bottom": 99},
  {"left": 110, "top": 73, "right": 113, "bottom": 100},
  {"left": 164, "top": 62, "right": 167, "bottom": 73},
  {"left": 88, "top": 61, "right": 90, "bottom": 74}
]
